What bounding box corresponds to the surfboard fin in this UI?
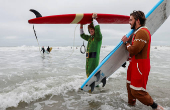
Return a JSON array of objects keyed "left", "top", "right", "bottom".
[
  {"left": 30, "top": 9, "right": 42, "bottom": 18},
  {"left": 94, "top": 71, "right": 100, "bottom": 82},
  {"left": 122, "top": 62, "right": 126, "bottom": 68},
  {"left": 101, "top": 77, "right": 106, "bottom": 87},
  {"left": 90, "top": 82, "right": 95, "bottom": 92}
]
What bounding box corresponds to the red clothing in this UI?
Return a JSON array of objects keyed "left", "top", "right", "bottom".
[{"left": 127, "top": 27, "right": 151, "bottom": 91}]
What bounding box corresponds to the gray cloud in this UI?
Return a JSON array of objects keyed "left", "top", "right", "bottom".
[{"left": 0, "top": 0, "right": 169, "bottom": 47}]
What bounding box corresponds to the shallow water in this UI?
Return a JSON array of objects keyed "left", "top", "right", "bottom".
[{"left": 0, "top": 46, "right": 169, "bottom": 110}]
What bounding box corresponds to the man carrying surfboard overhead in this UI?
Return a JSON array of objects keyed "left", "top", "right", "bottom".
[
  {"left": 80, "top": 13, "right": 102, "bottom": 78},
  {"left": 121, "top": 10, "right": 164, "bottom": 110}
]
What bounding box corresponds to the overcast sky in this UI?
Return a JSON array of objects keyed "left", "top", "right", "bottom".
[{"left": 0, "top": 0, "right": 169, "bottom": 47}]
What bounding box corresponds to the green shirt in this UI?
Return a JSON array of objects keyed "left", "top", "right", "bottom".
[{"left": 80, "top": 25, "right": 102, "bottom": 77}]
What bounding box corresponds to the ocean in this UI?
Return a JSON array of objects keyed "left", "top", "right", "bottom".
[{"left": 0, "top": 46, "right": 169, "bottom": 110}]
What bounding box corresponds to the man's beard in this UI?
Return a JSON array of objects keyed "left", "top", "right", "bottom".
[{"left": 131, "top": 21, "right": 136, "bottom": 29}]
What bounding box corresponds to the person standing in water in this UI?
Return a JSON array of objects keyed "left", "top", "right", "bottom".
[
  {"left": 47, "top": 46, "right": 50, "bottom": 53},
  {"left": 80, "top": 13, "right": 102, "bottom": 78},
  {"left": 121, "top": 10, "right": 164, "bottom": 110},
  {"left": 41, "top": 46, "right": 45, "bottom": 54}
]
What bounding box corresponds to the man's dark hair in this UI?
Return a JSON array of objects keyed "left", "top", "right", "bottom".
[{"left": 130, "top": 10, "right": 146, "bottom": 26}]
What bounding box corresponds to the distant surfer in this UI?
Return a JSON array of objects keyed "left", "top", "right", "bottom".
[
  {"left": 121, "top": 10, "right": 164, "bottom": 110},
  {"left": 47, "top": 46, "right": 50, "bottom": 53},
  {"left": 80, "top": 13, "right": 102, "bottom": 78},
  {"left": 41, "top": 46, "right": 45, "bottom": 54}
]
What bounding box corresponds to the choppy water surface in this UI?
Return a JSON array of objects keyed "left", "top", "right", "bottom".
[{"left": 0, "top": 46, "right": 169, "bottom": 110}]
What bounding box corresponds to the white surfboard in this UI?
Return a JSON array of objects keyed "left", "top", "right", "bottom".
[{"left": 81, "top": 0, "right": 170, "bottom": 92}]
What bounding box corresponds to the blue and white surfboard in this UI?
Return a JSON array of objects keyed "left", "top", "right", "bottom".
[{"left": 81, "top": 0, "right": 170, "bottom": 92}]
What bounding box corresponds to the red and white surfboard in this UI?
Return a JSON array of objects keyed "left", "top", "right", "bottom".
[{"left": 28, "top": 9, "right": 130, "bottom": 24}]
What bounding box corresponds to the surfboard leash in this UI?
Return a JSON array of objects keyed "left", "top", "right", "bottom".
[
  {"left": 56, "top": 24, "right": 78, "bottom": 63},
  {"left": 80, "top": 25, "right": 87, "bottom": 54},
  {"left": 80, "top": 41, "right": 86, "bottom": 54},
  {"left": 32, "top": 25, "right": 43, "bottom": 56}
]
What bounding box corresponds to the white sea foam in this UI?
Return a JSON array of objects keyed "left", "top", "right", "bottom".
[
  {"left": 0, "top": 75, "right": 85, "bottom": 110},
  {"left": 0, "top": 46, "right": 169, "bottom": 109}
]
